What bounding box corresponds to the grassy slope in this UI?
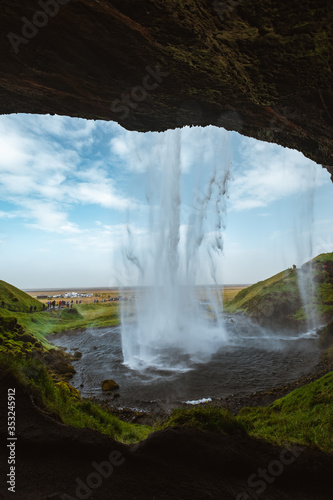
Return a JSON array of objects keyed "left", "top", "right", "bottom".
[
  {"left": 0, "top": 282, "right": 151, "bottom": 444},
  {"left": 162, "top": 371, "right": 333, "bottom": 453},
  {"left": 1, "top": 354, "right": 152, "bottom": 444},
  {"left": 0, "top": 303, "right": 121, "bottom": 359},
  {"left": 238, "top": 372, "right": 333, "bottom": 453},
  {"left": 0, "top": 280, "right": 44, "bottom": 312},
  {"left": 224, "top": 269, "right": 297, "bottom": 313},
  {"left": 224, "top": 252, "right": 333, "bottom": 327}
]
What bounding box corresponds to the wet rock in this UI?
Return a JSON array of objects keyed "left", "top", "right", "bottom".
[
  {"left": 102, "top": 379, "right": 120, "bottom": 391},
  {"left": 43, "top": 349, "right": 76, "bottom": 376},
  {"left": 72, "top": 351, "right": 82, "bottom": 360}
]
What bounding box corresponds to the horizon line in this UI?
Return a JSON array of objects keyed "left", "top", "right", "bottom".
[{"left": 23, "top": 284, "right": 251, "bottom": 292}]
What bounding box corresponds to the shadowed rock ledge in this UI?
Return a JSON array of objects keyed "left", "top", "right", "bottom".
[{"left": 0, "top": 0, "right": 332, "bottom": 174}]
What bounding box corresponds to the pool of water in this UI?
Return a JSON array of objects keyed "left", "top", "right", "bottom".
[{"left": 50, "top": 315, "right": 320, "bottom": 411}]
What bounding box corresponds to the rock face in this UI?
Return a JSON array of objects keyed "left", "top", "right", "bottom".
[
  {"left": 0, "top": 0, "right": 332, "bottom": 172},
  {"left": 43, "top": 348, "right": 76, "bottom": 377}
]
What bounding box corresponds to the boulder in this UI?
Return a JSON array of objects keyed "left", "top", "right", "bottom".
[
  {"left": 102, "top": 379, "right": 119, "bottom": 392},
  {"left": 71, "top": 351, "right": 82, "bottom": 360}
]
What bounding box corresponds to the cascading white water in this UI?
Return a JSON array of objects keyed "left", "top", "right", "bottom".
[
  {"left": 294, "top": 165, "right": 320, "bottom": 330},
  {"left": 121, "top": 127, "right": 230, "bottom": 371}
]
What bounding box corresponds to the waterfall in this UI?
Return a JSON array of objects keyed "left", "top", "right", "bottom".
[
  {"left": 121, "top": 127, "right": 230, "bottom": 371},
  {"left": 294, "top": 164, "right": 320, "bottom": 330}
]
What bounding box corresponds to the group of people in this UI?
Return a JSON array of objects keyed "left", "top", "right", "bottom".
[{"left": 46, "top": 300, "right": 75, "bottom": 309}]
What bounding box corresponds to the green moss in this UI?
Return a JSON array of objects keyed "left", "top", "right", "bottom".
[
  {"left": 238, "top": 372, "right": 333, "bottom": 452},
  {"left": 161, "top": 406, "right": 246, "bottom": 436}
]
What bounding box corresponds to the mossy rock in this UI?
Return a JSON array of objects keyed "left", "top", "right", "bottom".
[
  {"left": 102, "top": 379, "right": 119, "bottom": 391},
  {"left": 43, "top": 349, "right": 76, "bottom": 375},
  {"left": 72, "top": 351, "right": 82, "bottom": 360},
  {"left": 17, "top": 333, "right": 37, "bottom": 344},
  {"left": 56, "top": 381, "right": 81, "bottom": 399},
  {"left": 0, "top": 316, "right": 18, "bottom": 331}
]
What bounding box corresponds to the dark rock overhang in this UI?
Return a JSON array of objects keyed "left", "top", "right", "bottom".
[{"left": 1, "top": 0, "right": 332, "bottom": 177}]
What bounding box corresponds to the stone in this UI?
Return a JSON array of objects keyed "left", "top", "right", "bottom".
[{"left": 102, "top": 379, "right": 120, "bottom": 391}]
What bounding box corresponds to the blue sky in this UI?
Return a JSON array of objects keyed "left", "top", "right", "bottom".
[{"left": 0, "top": 113, "right": 332, "bottom": 289}]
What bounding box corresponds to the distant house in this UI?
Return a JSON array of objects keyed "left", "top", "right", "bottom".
[{"left": 37, "top": 295, "right": 48, "bottom": 299}]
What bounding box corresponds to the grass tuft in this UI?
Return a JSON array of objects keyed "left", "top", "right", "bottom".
[{"left": 161, "top": 405, "right": 246, "bottom": 436}]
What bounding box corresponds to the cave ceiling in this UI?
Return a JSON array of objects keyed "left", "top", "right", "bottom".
[{"left": 0, "top": 0, "right": 332, "bottom": 176}]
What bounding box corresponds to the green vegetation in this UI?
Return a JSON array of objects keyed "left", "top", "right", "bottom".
[
  {"left": 224, "top": 268, "right": 300, "bottom": 313},
  {"left": 224, "top": 253, "right": 333, "bottom": 327},
  {"left": 159, "top": 373, "right": 333, "bottom": 453},
  {"left": 0, "top": 302, "right": 121, "bottom": 355},
  {"left": 161, "top": 406, "right": 246, "bottom": 436},
  {"left": 0, "top": 281, "right": 150, "bottom": 444},
  {"left": 0, "top": 354, "right": 152, "bottom": 444},
  {"left": 1, "top": 274, "right": 333, "bottom": 452},
  {"left": 0, "top": 280, "right": 43, "bottom": 312},
  {"left": 238, "top": 372, "right": 333, "bottom": 453}
]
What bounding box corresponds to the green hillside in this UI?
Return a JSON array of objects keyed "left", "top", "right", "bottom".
[
  {"left": 238, "top": 371, "right": 333, "bottom": 452},
  {"left": 0, "top": 280, "right": 43, "bottom": 313},
  {"left": 224, "top": 253, "right": 333, "bottom": 328},
  {"left": 0, "top": 278, "right": 152, "bottom": 445}
]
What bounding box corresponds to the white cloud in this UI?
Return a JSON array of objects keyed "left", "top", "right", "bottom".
[
  {"left": 17, "top": 199, "right": 82, "bottom": 234},
  {"left": 0, "top": 211, "right": 16, "bottom": 219},
  {"left": 0, "top": 115, "right": 136, "bottom": 233},
  {"left": 229, "top": 138, "right": 329, "bottom": 211},
  {"left": 110, "top": 130, "right": 166, "bottom": 173}
]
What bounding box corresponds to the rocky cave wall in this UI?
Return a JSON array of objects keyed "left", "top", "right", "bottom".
[{"left": 0, "top": 0, "right": 332, "bottom": 175}]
